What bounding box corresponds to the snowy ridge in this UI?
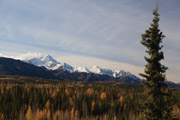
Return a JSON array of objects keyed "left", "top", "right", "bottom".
[
  {"left": 25, "top": 55, "right": 62, "bottom": 70},
  {"left": 25, "top": 55, "right": 140, "bottom": 80},
  {"left": 73, "top": 66, "right": 90, "bottom": 73}
]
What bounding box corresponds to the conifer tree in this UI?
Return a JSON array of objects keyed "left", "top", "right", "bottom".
[{"left": 140, "top": 5, "right": 175, "bottom": 120}]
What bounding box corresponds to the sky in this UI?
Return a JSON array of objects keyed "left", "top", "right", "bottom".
[{"left": 0, "top": 0, "right": 180, "bottom": 83}]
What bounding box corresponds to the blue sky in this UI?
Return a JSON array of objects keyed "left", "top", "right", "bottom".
[{"left": 0, "top": 0, "right": 180, "bottom": 82}]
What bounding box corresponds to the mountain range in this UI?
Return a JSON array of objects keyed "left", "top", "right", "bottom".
[
  {"left": 0, "top": 55, "right": 179, "bottom": 87},
  {"left": 25, "top": 55, "right": 140, "bottom": 81}
]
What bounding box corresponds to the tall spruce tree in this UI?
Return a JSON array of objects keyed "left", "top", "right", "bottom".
[{"left": 140, "top": 5, "right": 176, "bottom": 120}]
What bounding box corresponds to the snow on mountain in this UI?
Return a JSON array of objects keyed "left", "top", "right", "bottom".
[
  {"left": 89, "top": 66, "right": 114, "bottom": 76},
  {"left": 25, "top": 54, "right": 140, "bottom": 80},
  {"left": 28, "top": 58, "right": 44, "bottom": 67},
  {"left": 59, "top": 63, "right": 74, "bottom": 73},
  {"left": 88, "top": 66, "right": 140, "bottom": 80},
  {"left": 26, "top": 55, "right": 62, "bottom": 70},
  {"left": 116, "top": 70, "right": 140, "bottom": 80},
  {"left": 73, "top": 66, "right": 90, "bottom": 73},
  {"left": 41, "top": 55, "right": 60, "bottom": 65},
  {"left": 40, "top": 55, "right": 61, "bottom": 70}
]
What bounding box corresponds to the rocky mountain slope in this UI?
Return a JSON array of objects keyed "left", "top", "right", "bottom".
[{"left": 0, "top": 57, "right": 55, "bottom": 79}]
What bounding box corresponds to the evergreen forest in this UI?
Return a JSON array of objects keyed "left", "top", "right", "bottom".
[{"left": 0, "top": 79, "right": 180, "bottom": 120}]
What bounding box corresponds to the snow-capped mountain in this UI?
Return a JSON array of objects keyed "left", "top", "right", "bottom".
[
  {"left": 58, "top": 63, "right": 74, "bottom": 73},
  {"left": 116, "top": 70, "right": 140, "bottom": 80},
  {"left": 73, "top": 66, "right": 90, "bottom": 73},
  {"left": 25, "top": 55, "right": 140, "bottom": 80},
  {"left": 89, "top": 66, "right": 115, "bottom": 76},
  {"left": 28, "top": 58, "right": 44, "bottom": 67},
  {"left": 88, "top": 66, "right": 139, "bottom": 80},
  {"left": 25, "top": 55, "right": 62, "bottom": 70}
]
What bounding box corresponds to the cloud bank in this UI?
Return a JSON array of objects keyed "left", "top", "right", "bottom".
[{"left": 0, "top": 0, "right": 180, "bottom": 82}]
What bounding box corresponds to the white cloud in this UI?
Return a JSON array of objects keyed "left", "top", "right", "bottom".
[
  {"left": 15, "top": 52, "right": 43, "bottom": 60},
  {"left": 0, "top": 53, "right": 7, "bottom": 57}
]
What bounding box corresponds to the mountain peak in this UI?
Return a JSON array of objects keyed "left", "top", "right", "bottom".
[
  {"left": 90, "top": 66, "right": 102, "bottom": 74},
  {"left": 43, "top": 54, "right": 52, "bottom": 58},
  {"left": 92, "top": 66, "right": 100, "bottom": 68},
  {"left": 41, "top": 55, "right": 60, "bottom": 64},
  {"left": 25, "top": 55, "right": 61, "bottom": 70}
]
